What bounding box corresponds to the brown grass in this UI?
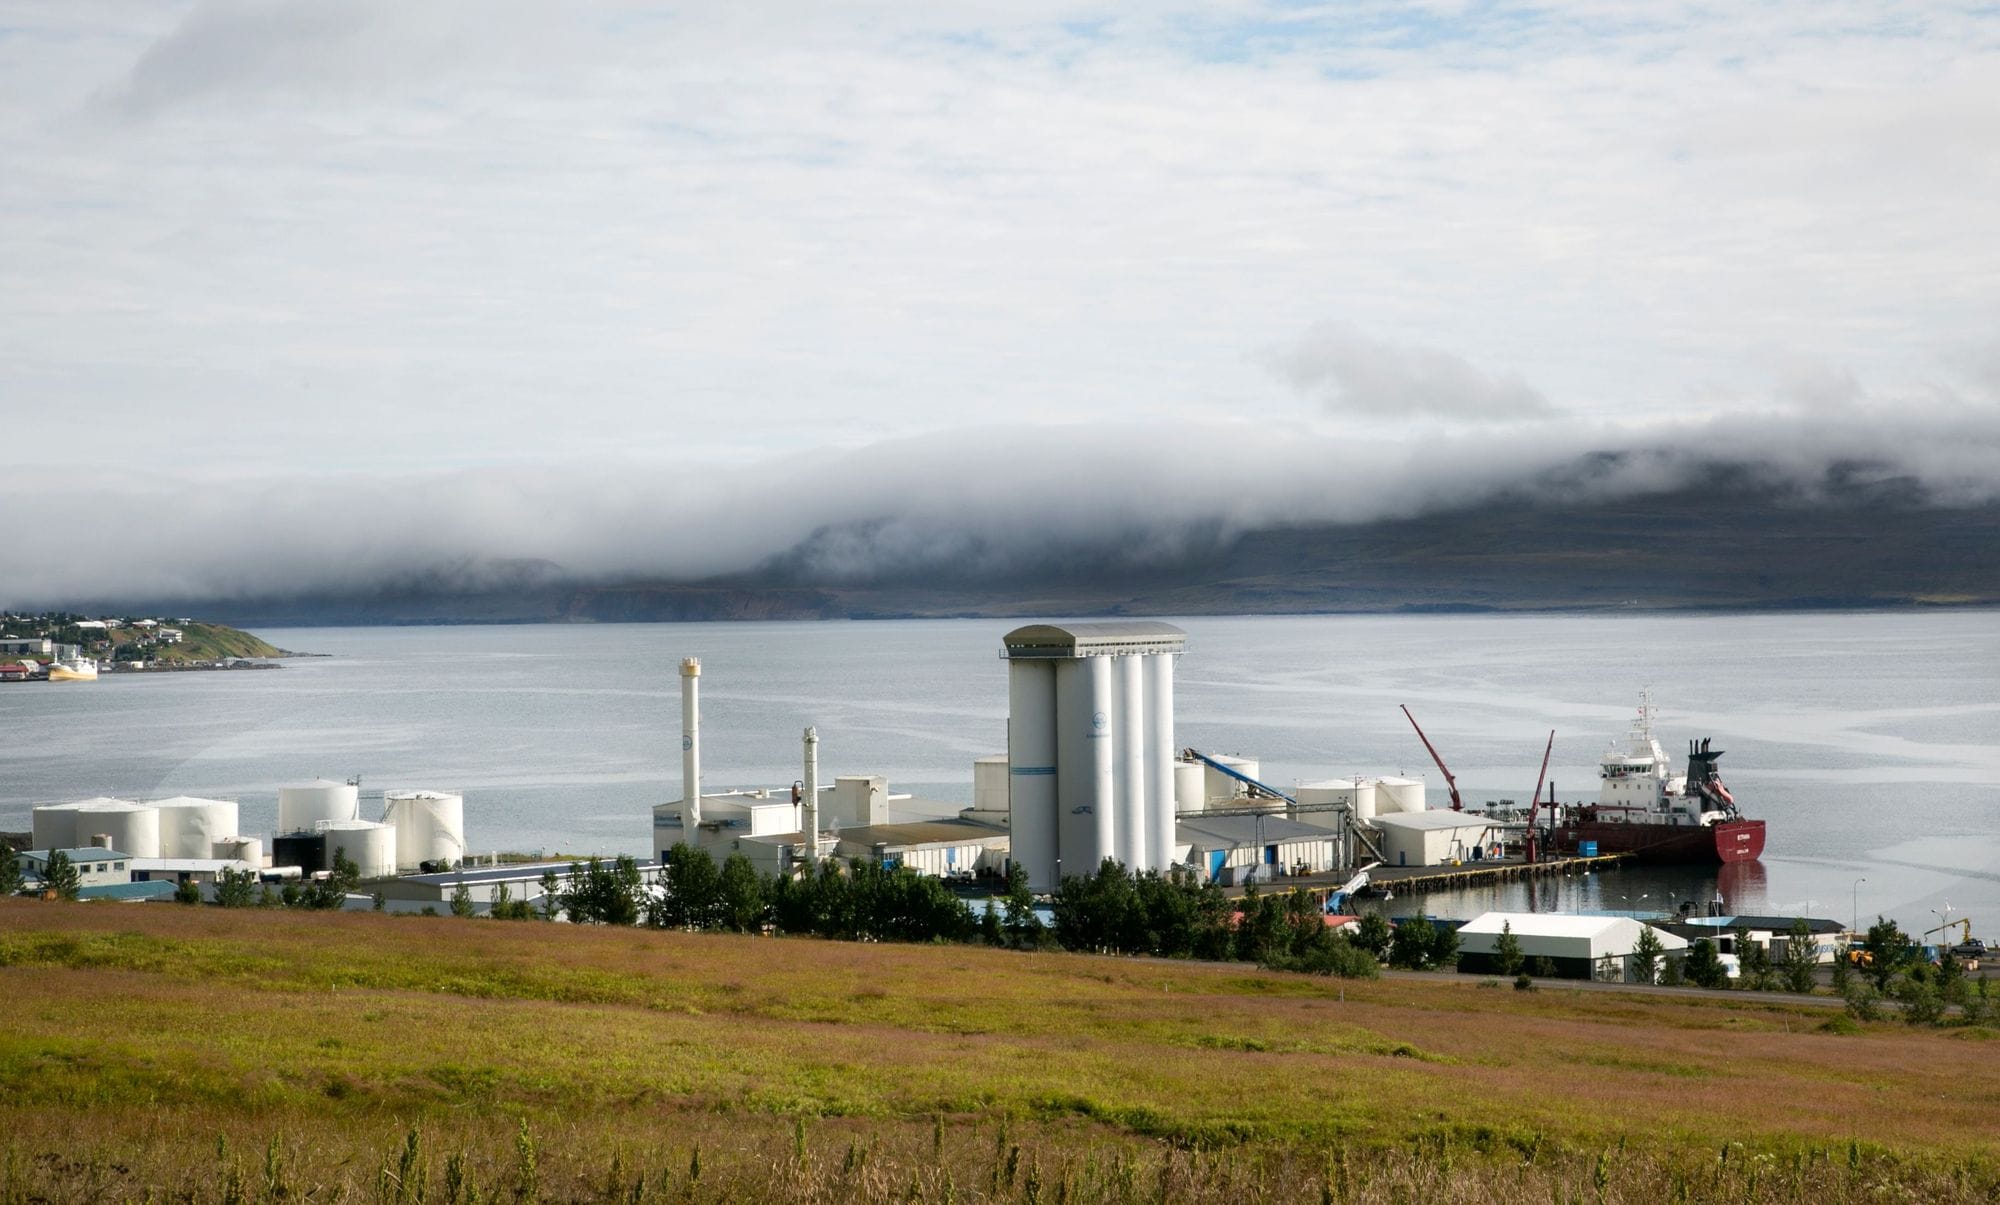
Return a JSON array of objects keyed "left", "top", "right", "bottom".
[{"left": 2, "top": 900, "right": 1996, "bottom": 1202}]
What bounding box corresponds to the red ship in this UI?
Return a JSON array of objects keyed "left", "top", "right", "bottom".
[{"left": 1554, "top": 697, "right": 1765, "bottom": 864}]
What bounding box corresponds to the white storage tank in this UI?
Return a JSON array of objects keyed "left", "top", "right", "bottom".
[
  {"left": 1173, "top": 759, "right": 1206, "bottom": 812},
  {"left": 212, "top": 836, "right": 264, "bottom": 866},
  {"left": 1376, "top": 776, "right": 1427, "bottom": 814},
  {"left": 153, "top": 796, "right": 239, "bottom": 859},
  {"left": 71, "top": 798, "right": 160, "bottom": 857},
  {"left": 278, "top": 780, "right": 360, "bottom": 833},
  {"left": 381, "top": 789, "right": 465, "bottom": 871},
  {"left": 1203, "top": 755, "right": 1261, "bottom": 807},
  {"left": 1297, "top": 779, "right": 1377, "bottom": 823},
  {"left": 31, "top": 801, "right": 87, "bottom": 850},
  {"left": 318, "top": 819, "right": 396, "bottom": 880}
]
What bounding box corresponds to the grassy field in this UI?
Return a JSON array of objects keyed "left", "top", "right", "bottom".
[{"left": 3, "top": 900, "right": 1996, "bottom": 1202}]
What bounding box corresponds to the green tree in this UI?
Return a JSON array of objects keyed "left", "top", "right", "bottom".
[
  {"left": 1736, "top": 927, "right": 1775, "bottom": 991},
  {"left": 1894, "top": 975, "right": 1945, "bottom": 1026},
  {"left": 0, "top": 844, "right": 24, "bottom": 896},
  {"left": 1830, "top": 941, "right": 1855, "bottom": 995},
  {"left": 979, "top": 899, "right": 1003, "bottom": 946},
  {"left": 1353, "top": 912, "right": 1392, "bottom": 960},
  {"left": 1429, "top": 919, "right": 1460, "bottom": 970},
  {"left": 1000, "top": 864, "right": 1047, "bottom": 951},
  {"left": 215, "top": 867, "right": 259, "bottom": 908},
  {"left": 1631, "top": 925, "right": 1665, "bottom": 984},
  {"left": 537, "top": 869, "right": 561, "bottom": 920},
  {"left": 1389, "top": 916, "right": 1438, "bottom": 970},
  {"left": 655, "top": 843, "right": 722, "bottom": 929},
  {"left": 716, "top": 853, "right": 765, "bottom": 933},
  {"left": 560, "top": 856, "right": 645, "bottom": 926},
  {"left": 1862, "top": 917, "right": 1913, "bottom": 991},
  {"left": 1684, "top": 938, "right": 1729, "bottom": 989},
  {"left": 450, "top": 880, "right": 476, "bottom": 918},
  {"left": 1781, "top": 918, "right": 1820, "bottom": 994},
  {"left": 41, "top": 850, "right": 80, "bottom": 901},
  {"left": 174, "top": 878, "right": 203, "bottom": 905},
  {"left": 1493, "top": 920, "right": 1525, "bottom": 977}
]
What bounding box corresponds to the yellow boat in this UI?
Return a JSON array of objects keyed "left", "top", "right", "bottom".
[{"left": 47, "top": 658, "right": 99, "bottom": 682}]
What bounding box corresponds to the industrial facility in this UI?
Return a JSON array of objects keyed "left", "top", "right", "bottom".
[
  {"left": 17, "top": 777, "right": 475, "bottom": 903},
  {"left": 1002, "top": 622, "right": 1185, "bottom": 893}
]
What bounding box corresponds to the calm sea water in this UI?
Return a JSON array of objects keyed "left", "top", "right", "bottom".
[{"left": 2, "top": 612, "right": 1995, "bottom": 935}]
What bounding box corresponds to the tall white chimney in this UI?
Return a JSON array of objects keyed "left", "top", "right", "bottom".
[
  {"left": 802, "top": 726, "right": 820, "bottom": 869},
  {"left": 680, "top": 658, "right": 701, "bottom": 828}
]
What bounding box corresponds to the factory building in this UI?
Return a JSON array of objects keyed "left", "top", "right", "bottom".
[
  {"left": 1369, "top": 810, "right": 1503, "bottom": 867},
  {"left": 833, "top": 818, "right": 1010, "bottom": 877},
  {"left": 1176, "top": 815, "right": 1340, "bottom": 884},
  {"left": 1003, "top": 622, "right": 1186, "bottom": 893},
  {"left": 1455, "top": 912, "right": 1690, "bottom": 982},
  {"left": 13, "top": 847, "right": 132, "bottom": 891}
]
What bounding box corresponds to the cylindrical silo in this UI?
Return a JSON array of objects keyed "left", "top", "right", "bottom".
[
  {"left": 1376, "top": 777, "right": 1425, "bottom": 814},
  {"left": 212, "top": 837, "right": 263, "bottom": 866},
  {"left": 382, "top": 789, "right": 466, "bottom": 871},
  {"left": 1143, "top": 651, "right": 1176, "bottom": 873},
  {"left": 1056, "top": 656, "right": 1114, "bottom": 878},
  {"left": 1172, "top": 759, "right": 1206, "bottom": 812},
  {"left": 153, "top": 796, "right": 239, "bottom": 859},
  {"left": 1204, "top": 756, "right": 1261, "bottom": 806},
  {"left": 319, "top": 819, "right": 396, "bottom": 880},
  {"left": 278, "top": 780, "right": 360, "bottom": 834},
  {"left": 72, "top": 799, "right": 160, "bottom": 857},
  {"left": 1114, "top": 655, "right": 1146, "bottom": 872},
  {"left": 1007, "top": 659, "right": 1059, "bottom": 892},
  {"left": 31, "top": 802, "right": 83, "bottom": 851}
]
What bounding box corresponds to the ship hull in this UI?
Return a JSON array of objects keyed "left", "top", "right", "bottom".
[
  {"left": 47, "top": 663, "right": 97, "bottom": 682},
  {"left": 1559, "top": 817, "right": 1765, "bottom": 864}
]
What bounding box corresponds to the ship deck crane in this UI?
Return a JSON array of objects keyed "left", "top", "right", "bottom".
[
  {"left": 1523, "top": 730, "right": 1554, "bottom": 863},
  {"left": 1399, "top": 705, "right": 1463, "bottom": 811}
]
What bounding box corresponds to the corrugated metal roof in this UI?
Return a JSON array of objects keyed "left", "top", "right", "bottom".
[
  {"left": 1177, "top": 816, "right": 1336, "bottom": 845},
  {"left": 1001, "top": 622, "right": 1188, "bottom": 658},
  {"left": 76, "top": 881, "right": 178, "bottom": 901},
  {"left": 834, "top": 819, "right": 1009, "bottom": 849}
]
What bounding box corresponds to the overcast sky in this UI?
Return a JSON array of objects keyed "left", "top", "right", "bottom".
[{"left": 4, "top": 2, "right": 1998, "bottom": 602}]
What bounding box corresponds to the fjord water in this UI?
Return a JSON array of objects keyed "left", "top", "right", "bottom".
[{"left": 2, "top": 611, "right": 1995, "bottom": 934}]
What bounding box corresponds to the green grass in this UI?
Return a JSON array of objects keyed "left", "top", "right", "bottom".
[{"left": 2, "top": 900, "right": 1998, "bottom": 1201}]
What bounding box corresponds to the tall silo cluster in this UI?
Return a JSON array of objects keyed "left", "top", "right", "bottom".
[{"left": 1002, "top": 622, "right": 1187, "bottom": 893}]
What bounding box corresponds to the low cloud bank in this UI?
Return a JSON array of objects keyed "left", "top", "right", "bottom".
[{"left": 4, "top": 407, "right": 1996, "bottom": 608}]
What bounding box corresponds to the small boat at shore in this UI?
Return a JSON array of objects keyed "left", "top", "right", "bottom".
[{"left": 47, "top": 657, "right": 99, "bottom": 682}]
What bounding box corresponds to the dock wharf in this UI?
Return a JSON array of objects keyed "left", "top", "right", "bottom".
[{"left": 1360, "top": 852, "right": 1632, "bottom": 898}]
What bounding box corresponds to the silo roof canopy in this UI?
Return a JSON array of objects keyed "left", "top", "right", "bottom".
[{"left": 1001, "top": 621, "right": 1188, "bottom": 659}]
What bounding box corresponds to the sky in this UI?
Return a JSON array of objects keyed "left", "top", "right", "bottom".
[{"left": 3, "top": 2, "right": 1998, "bottom": 603}]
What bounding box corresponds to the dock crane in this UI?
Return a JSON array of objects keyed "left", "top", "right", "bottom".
[
  {"left": 1399, "top": 705, "right": 1463, "bottom": 811},
  {"left": 1523, "top": 730, "right": 1554, "bottom": 864}
]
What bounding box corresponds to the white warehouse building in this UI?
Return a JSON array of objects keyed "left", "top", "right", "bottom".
[
  {"left": 1003, "top": 622, "right": 1186, "bottom": 893},
  {"left": 1455, "top": 912, "right": 1690, "bottom": 982},
  {"left": 1370, "top": 810, "right": 1504, "bottom": 868}
]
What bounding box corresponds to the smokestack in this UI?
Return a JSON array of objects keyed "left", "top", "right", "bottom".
[
  {"left": 681, "top": 658, "right": 701, "bottom": 828},
  {"left": 802, "top": 726, "right": 820, "bottom": 870}
]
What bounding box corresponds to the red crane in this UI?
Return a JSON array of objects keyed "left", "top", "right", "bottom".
[
  {"left": 1399, "top": 705, "right": 1463, "bottom": 812},
  {"left": 1523, "top": 730, "right": 1554, "bottom": 863}
]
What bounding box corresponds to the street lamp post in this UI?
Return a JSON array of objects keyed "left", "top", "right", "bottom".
[{"left": 1851, "top": 877, "right": 1866, "bottom": 937}]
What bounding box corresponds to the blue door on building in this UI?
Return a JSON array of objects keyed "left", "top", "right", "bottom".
[{"left": 1208, "top": 850, "right": 1227, "bottom": 880}]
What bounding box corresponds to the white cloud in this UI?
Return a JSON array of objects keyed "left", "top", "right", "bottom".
[
  {"left": 1, "top": 1, "right": 1997, "bottom": 484},
  {"left": 1268, "top": 322, "right": 1554, "bottom": 419}
]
